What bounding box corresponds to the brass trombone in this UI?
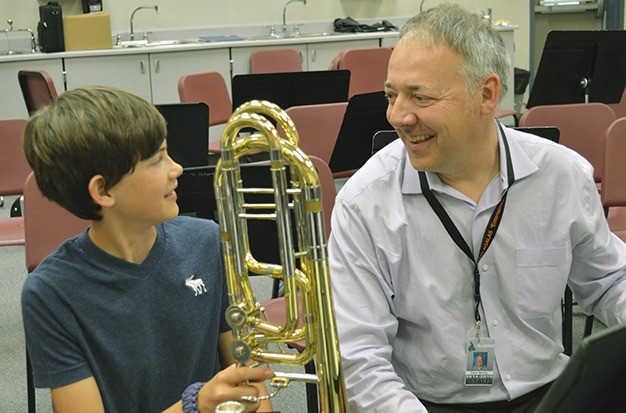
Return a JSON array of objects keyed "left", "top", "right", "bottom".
[{"left": 213, "top": 100, "right": 348, "bottom": 412}]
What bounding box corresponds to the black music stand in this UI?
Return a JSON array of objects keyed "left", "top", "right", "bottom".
[
  {"left": 528, "top": 30, "right": 626, "bottom": 108},
  {"left": 534, "top": 322, "right": 626, "bottom": 413},
  {"left": 513, "top": 126, "right": 560, "bottom": 143},
  {"left": 155, "top": 102, "right": 210, "bottom": 167},
  {"left": 329, "top": 91, "right": 392, "bottom": 175},
  {"left": 231, "top": 70, "right": 350, "bottom": 110},
  {"left": 372, "top": 130, "right": 398, "bottom": 155}
]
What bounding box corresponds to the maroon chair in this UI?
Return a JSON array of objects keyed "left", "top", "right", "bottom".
[
  {"left": 519, "top": 102, "right": 616, "bottom": 184},
  {"left": 0, "top": 118, "right": 31, "bottom": 246},
  {"left": 23, "top": 171, "right": 90, "bottom": 412},
  {"left": 602, "top": 118, "right": 626, "bottom": 243},
  {"left": 283, "top": 102, "right": 348, "bottom": 165},
  {"left": 250, "top": 48, "right": 302, "bottom": 74},
  {"left": 18, "top": 69, "right": 59, "bottom": 116},
  {"left": 329, "top": 47, "right": 392, "bottom": 98},
  {"left": 178, "top": 71, "right": 233, "bottom": 154}
]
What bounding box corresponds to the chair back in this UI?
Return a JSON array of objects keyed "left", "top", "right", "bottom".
[
  {"left": 308, "top": 155, "right": 337, "bottom": 238},
  {"left": 329, "top": 47, "right": 392, "bottom": 98},
  {"left": 284, "top": 102, "right": 348, "bottom": 164},
  {"left": 178, "top": 72, "right": 232, "bottom": 125},
  {"left": 607, "top": 87, "right": 626, "bottom": 119},
  {"left": 18, "top": 69, "right": 59, "bottom": 116},
  {"left": 519, "top": 103, "right": 616, "bottom": 183},
  {"left": 23, "top": 172, "right": 90, "bottom": 272},
  {"left": 250, "top": 48, "right": 302, "bottom": 74},
  {"left": 0, "top": 119, "right": 31, "bottom": 196},
  {"left": 602, "top": 118, "right": 626, "bottom": 209}
]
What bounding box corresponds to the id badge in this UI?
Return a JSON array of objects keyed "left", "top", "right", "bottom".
[{"left": 464, "top": 338, "right": 495, "bottom": 386}]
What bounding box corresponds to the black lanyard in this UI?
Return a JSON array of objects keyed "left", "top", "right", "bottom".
[{"left": 418, "top": 123, "right": 514, "bottom": 334}]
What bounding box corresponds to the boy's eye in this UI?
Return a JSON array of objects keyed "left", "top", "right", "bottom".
[{"left": 153, "top": 154, "right": 165, "bottom": 165}]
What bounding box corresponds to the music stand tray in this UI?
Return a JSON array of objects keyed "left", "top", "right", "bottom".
[
  {"left": 155, "top": 102, "right": 210, "bottom": 168},
  {"left": 528, "top": 30, "right": 626, "bottom": 108},
  {"left": 329, "top": 91, "right": 392, "bottom": 174},
  {"left": 231, "top": 70, "right": 350, "bottom": 110}
]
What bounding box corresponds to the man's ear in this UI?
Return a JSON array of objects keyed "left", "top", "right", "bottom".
[
  {"left": 480, "top": 74, "right": 501, "bottom": 115},
  {"left": 88, "top": 175, "right": 114, "bottom": 208}
]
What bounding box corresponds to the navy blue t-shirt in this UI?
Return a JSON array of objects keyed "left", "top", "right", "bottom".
[{"left": 22, "top": 216, "right": 230, "bottom": 412}]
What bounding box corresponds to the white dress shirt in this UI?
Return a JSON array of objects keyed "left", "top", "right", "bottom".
[{"left": 328, "top": 126, "right": 626, "bottom": 412}]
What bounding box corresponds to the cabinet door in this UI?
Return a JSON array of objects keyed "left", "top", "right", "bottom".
[
  {"left": 64, "top": 54, "right": 152, "bottom": 102},
  {"left": 306, "top": 39, "right": 380, "bottom": 71},
  {"left": 0, "top": 58, "right": 64, "bottom": 119},
  {"left": 149, "top": 48, "right": 231, "bottom": 104},
  {"left": 230, "top": 44, "right": 307, "bottom": 77}
]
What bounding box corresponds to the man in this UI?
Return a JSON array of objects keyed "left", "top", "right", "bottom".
[
  {"left": 21, "top": 86, "right": 273, "bottom": 413},
  {"left": 329, "top": 3, "right": 626, "bottom": 412}
]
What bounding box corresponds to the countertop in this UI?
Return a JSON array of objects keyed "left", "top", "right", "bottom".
[{"left": 0, "top": 31, "right": 401, "bottom": 62}]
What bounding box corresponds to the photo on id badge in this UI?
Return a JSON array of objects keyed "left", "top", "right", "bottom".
[{"left": 465, "top": 338, "right": 494, "bottom": 386}]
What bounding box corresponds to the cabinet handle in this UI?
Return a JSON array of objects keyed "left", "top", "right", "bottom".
[
  {"left": 311, "top": 49, "right": 317, "bottom": 63},
  {"left": 298, "top": 51, "right": 303, "bottom": 63},
  {"left": 139, "top": 60, "right": 146, "bottom": 74},
  {"left": 155, "top": 60, "right": 160, "bottom": 73}
]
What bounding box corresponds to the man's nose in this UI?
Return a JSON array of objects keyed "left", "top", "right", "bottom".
[{"left": 387, "top": 97, "right": 416, "bottom": 128}]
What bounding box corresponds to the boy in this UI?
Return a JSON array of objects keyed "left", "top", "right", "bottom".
[{"left": 21, "top": 86, "right": 273, "bottom": 413}]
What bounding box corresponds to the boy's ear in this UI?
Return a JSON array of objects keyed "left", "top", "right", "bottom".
[{"left": 88, "top": 175, "right": 114, "bottom": 208}]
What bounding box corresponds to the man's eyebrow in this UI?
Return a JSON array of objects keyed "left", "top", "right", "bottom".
[{"left": 384, "top": 82, "right": 422, "bottom": 92}]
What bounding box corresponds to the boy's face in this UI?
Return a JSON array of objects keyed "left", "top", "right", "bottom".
[{"left": 107, "top": 140, "right": 183, "bottom": 227}]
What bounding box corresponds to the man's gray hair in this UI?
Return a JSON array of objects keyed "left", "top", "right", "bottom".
[{"left": 400, "top": 3, "right": 510, "bottom": 100}]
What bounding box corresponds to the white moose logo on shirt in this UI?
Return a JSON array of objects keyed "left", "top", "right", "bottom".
[{"left": 185, "top": 275, "right": 207, "bottom": 296}]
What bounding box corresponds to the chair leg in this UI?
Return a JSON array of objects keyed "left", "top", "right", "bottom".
[
  {"left": 584, "top": 315, "right": 594, "bottom": 337},
  {"left": 304, "top": 359, "right": 319, "bottom": 413},
  {"left": 562, "top": 287, "right": 573, "bottom": 356},
  {"left": 27, "top": 350, "right": 36, "bottom": 413}
]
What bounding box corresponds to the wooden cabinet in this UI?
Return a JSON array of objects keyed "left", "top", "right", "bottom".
[
  {"left": 0, "top": 57, "right": 64, "bottom": 119},
  {"left": 149, "top": 48, "right": 231, "bottom": 104},
  {"left": 64, "top": 48, "right": 231, "bottom": 104},
  {"left": 65, "top": 53, "right": 152, "bottom": 101}
]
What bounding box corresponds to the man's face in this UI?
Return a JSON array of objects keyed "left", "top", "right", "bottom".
[
  {"left": 476, "top": 354, "right": 484, "bottom": 368},
  {"left": 384, "top": 36, "right": 484, "bottom": 177}
]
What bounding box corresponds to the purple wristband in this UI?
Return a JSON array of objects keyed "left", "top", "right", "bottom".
[{"left": 182, "top": 382, "right": 206, "bottom": 413}]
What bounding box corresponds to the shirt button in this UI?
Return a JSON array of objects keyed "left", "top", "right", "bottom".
[
  {"left": 505, "top": 374, "right": 512, "bottom": 381},
  {"left": 492, "top": 319, "right": 498, "bottom": 326},
  {"left": 482, "top": 264, "right": 489, "bottom": 272}
]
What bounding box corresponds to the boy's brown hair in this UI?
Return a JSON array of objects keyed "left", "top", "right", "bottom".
[{"left": 23, "top": 86, "right": 167, "bottom": 220}]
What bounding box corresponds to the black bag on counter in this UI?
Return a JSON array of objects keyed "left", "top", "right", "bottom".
[
  {"left": 38, "top": 2, "right": 65, "bottom": 53},
  {"left": 333, "top": 17, "right": 397, "bottom": 33}
]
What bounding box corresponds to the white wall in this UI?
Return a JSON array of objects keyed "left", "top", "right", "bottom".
[{"left": 1, "top": 0, "right": 531, "bottom": 70}]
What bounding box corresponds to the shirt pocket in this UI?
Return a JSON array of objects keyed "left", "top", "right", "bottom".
[{"left": 516, "top": 243, "right": 572, "bottom": 319}]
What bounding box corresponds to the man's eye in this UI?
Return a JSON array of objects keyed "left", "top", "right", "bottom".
[
  {"left": 415, "top": 95, "right": 435, "bottom": 106},
  {"left": 384, "top": 93, "right": 396, "bottom": 103}
]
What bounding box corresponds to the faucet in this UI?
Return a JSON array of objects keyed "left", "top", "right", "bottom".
[
  {"left": 1, "top": 18, "right": 36, "bottom": 53},
  {"left": 130, "top": 5, "right": 159, "bottom": 41},
  {"left": 282, "top": 0, "right": 306, "bottom": 34}
]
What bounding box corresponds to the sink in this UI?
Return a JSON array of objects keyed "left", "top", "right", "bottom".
[
  {"left": 116, "top": 39, "right": 200, "bottom": 48},
  {"left": 289, "top": 32, "right": 337, "bottom": 38},
  {"left": 244, "top": 32, "right": 337, "bottom": 41}
]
